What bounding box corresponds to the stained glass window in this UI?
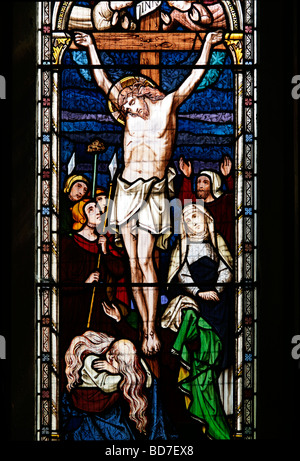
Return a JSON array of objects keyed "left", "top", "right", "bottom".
[{"left": 36, "top": 0, "right": 257, "bottom": 441}]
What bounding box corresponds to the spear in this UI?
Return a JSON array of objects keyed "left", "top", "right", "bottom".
[{"left": 87, "top": 150, "right": 118, "bottom": 328}]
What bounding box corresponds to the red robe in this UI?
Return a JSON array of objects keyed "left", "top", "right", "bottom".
[{"left": 60, "top": 233, "right": 135, "bottom": 356}]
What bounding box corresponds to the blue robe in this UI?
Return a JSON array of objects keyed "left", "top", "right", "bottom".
[{"left": 61, "top": 377, "right": 178, "bottom": 441}]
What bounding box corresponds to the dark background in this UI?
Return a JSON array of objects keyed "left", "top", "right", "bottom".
[{"left": 0, "top": 0, "right": 299, "bottom": 442}]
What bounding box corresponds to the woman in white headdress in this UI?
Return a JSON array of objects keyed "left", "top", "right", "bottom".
[
  {"left": 160, "top": 203, "right": 234, "bottom": 439},
  {"left": 162, "top": 202, "right": 234, "bottom": 370}
]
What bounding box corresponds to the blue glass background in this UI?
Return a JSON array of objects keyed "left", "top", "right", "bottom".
[{"left": 60, "top": 47, "right": 234, "bottom": 190}]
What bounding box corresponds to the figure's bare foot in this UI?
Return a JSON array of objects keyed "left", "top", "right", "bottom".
[
  {"left": 141, "top": 332, "right": 149, "bottom": 356},
  {"left": 146, "top": 330, "right": 161, "bottom": 356}
]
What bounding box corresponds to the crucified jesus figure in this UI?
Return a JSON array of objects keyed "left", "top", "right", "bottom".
[{"left": 75, "top": 29, "right": 223, "bottom": 356}]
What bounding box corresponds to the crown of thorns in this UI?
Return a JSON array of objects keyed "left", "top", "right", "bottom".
[{"left": 108, "top": 76, "right": 156, "bottom": 125}]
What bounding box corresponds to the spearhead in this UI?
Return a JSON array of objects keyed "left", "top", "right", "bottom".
[{"left": 108, "top": 151, "right": 118, "bottom": 182}]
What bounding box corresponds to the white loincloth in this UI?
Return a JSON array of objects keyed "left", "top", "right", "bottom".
[{"left": 109, "top": 168, "right": 176, "bottom": 248}]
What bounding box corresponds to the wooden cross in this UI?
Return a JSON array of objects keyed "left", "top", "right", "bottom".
[{"left": 70, "top": 9, "right": 226, "bottom": 87}]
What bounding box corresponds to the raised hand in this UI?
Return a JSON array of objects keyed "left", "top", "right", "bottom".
[
  {"left": 206, "top": 30, "right": 224, "bottom": 46},
  {"left": 102, "top": 301, "right": 121, "bottom": 322},
  {"left": 179, "top": 155, "right": 192, "bottom": 178},
  {"left": 74, "top": 31, "right": 93, "bottom": 48},
  {"left": 220, "top": 155, "right": 232, "bottom": 177}
]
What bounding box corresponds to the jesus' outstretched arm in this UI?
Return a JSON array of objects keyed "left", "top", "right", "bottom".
[
  {"left": 74, "top": 31, "right": 120, "bottom": 102},
  {"left": 171, "top": 30, "right": 224, "bottom": 109}
]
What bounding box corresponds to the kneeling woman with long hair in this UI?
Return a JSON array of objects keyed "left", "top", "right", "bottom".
[{"left": 64, "top": 330, "right": 150, "bottom": 437}]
